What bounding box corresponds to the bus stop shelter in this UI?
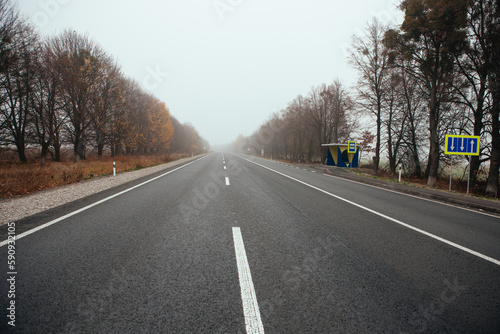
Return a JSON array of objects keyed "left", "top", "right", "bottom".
[{"left": 322, "top": 143, "right": 359, "bottom": 168}]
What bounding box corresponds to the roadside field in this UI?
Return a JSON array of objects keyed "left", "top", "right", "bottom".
[{"left": 0, "top": 151, "right": 188, "bottom": 198}]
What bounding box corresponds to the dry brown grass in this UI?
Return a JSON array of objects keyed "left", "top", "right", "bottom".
[
  {"left": 0, "top": 153, "right": 188, "bottom": 198},
  {"left": 355, "top": 166, "right": 496, "bottom": 198}
]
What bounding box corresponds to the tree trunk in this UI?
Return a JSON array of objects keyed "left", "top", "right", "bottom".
[
  {"left": 387, "top": 138, "right": 396, "bottom": 174},
  {"left": 412, "top": 145, "right": 422, "bottom": 177},
  {"left": 16, "top": 139, "right": 27, "bottom": 163},
  {"left": 485, "top": 11, "right": 500, "bottom": 197},
  {"left": 97, "top": 142, "right": 104, "bottom": 157},
  {"left": 426, "top": 71, "right": 440, "bottom": 187},
  {"left": 319, "top": 131, "right": 327, "bottom": 164},
  {"left": 374, "top": 107, "right": 381, "bottom": 173},
  {"left": 469, "top": 118, "right": 483, "bottom": 192},
  {"left": 389, "top": 154, "right": 397, "bottom": 174},
  {"left": 408, "top": 117, "right": 422, "bottom": 177},
  {"left": 53, "top": 141, "right": 61, "bottom": 162},
  {"left": 96, "top": 129, "right": 105, "bottom": 157},
  {"left": 40, "top": 142, "right": 50, "bottom": 166},
  {"left": 387, "top": 109, "right": 397, "bottom": 174},
  {"left": 74, "top": 139, "right": 85, "bottom": 162},
  {"left": 486, "top": 87, "right": 500, "bottom": 197},
  {"left": 426, "top": 125, "right": 440, "bottom": 186}
]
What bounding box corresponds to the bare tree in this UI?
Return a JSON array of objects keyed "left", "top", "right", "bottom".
[
  {"left": 0, "top": 0, "right": 20, "bottom": 150},
  {"left": 383, "top": 71, "right": 405, "bottom": 174},
  {"left": 48, "top": 30, "right": 106, "bottom": 162},
  {"left": 398, "top": 61, "right": 426, "bottom": 176},
  {"left": 0, "top": 0, "right": 19, "bottom": 75},
  {"left": 306, "top": 81, "right": 354, "bottom": 163},
  {"left": 0, "top": 21, "right": 38, "bottom": 162},
  {"left": 350, "top": 18, "right": 391, "bottom": 173},
  {"left": 282, "top": 95, "right": 308, "bottom": 162},
  {"left": 89, "top": 55, "right": 122, "bottom": 157},
  {"left": 31, "top": 40, "right": 67, "bottom": 164}
]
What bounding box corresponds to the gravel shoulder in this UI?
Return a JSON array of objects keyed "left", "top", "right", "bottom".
[{"left": 0, "top": 155, "right": 201, "bottom": 225}]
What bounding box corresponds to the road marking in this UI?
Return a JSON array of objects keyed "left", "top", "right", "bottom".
[
  {"left": 240, "top": 156, "right": 500, "bottom": 267},
  {"left": 322, "top": 173, "right": 500, "bottom": 219},
  {"left": 224, "top": 166, "right": 227, "bottom": 170},
  {"left": 0, "top": 155, "right": 210, "bottom": 248},
  {"left": 226, "top": 177, "right": 230, "bottom": 186},
  {"left": 232, "top": 227, "right": 265, "bottom": 334}
]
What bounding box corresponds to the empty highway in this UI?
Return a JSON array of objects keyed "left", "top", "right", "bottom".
[{"left": 1, "top": 153, "right": 499, "bottom": 333}]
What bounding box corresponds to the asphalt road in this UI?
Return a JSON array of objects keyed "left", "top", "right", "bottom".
[{"left": 1, "top": 152, "right": 499, "bottom": 333}]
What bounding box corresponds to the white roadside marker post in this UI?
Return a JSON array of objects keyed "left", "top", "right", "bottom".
[{"left": 113, "top": 162, "right": 116, "bottom": 176}]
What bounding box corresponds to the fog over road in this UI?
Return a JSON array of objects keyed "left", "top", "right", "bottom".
[{"left": 1, "top": 153, "right": 499, "bottom": 333}]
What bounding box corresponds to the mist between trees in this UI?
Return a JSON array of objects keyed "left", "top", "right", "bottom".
[
  {"left": 0, "top": 0, "right": 209, "bottom": 166},
  {"left": 233, "top": 0, "right": 500, "bottom": 197}
]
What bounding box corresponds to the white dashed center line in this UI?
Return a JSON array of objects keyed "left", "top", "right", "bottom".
[
  {"left": 232, "top": 227, "right": 264, "bottom": 334},
  {"left": 225, "top": 177, "right": 230, "bottom": 186}
]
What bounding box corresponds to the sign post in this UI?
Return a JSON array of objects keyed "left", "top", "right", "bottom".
[
  {"left": 449, "top": 156, "right": 453, "bottom": 192},
  {"left": 444, "top": 135, "right": 480, "bottom": 193}
]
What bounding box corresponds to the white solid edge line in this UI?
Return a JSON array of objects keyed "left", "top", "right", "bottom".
[
  {"left": 240, "top": 156, "right": 500, "bottom": 267},
  {"left": 322, "top": 173, "right": 500, "bottom": 219},
  {"left": 261, "top": 153, "right": 497, "bottom": 218},
  {"left": 232, "top": 227, "right": 265, "bottom": 334},
  {"left": 226, "top": 177, "right": 230, "bottom": 186},
  {"left": 0, "top": 155, "right": 209, "bottom": 248}
]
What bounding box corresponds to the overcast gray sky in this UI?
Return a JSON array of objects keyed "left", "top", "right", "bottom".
[{"left": 17, "top": 0, "right": 403, "bottom": 147}]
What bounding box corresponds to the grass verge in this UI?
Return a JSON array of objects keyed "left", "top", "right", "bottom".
[
  {"left": 0, "top": 153, "right": 188, "bottom": 199},
  {"left": 344, "top": 167, "right": 498, "bottom": 201}
]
